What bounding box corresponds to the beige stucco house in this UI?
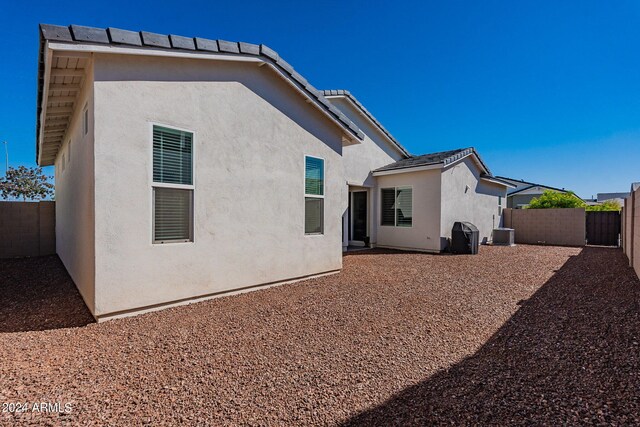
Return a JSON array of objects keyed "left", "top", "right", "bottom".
[{"left": 36, "top": 24, "right": 512, "bottom": 320}]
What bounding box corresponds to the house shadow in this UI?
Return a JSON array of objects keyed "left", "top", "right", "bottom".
[
  {"left": 343, "top": 246, "right": 640, "bottom": 425},
  {"left": 0, "top": 255, "right": 94, "bottom": 333}
]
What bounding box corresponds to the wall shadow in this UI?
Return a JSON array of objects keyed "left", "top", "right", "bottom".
[
  {"left": 343, "top": 246, "right": 640, "bottom": 425},
  {"left": 0, "top": 255, "right": 94, "bottom": 333}
]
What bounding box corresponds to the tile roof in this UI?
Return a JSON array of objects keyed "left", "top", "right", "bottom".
[
  {"left": 321, "top": 90, "right": 410, "bottom": 157},
  {"left": 36, "top": 24, "right": 366, "bottom": 160},
  {"left": 374, "top": 147, "right": 491, "bottom": 174}
]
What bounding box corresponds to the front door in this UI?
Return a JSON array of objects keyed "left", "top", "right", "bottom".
[{"left": 352, "top": 191, "right": 367, "bottom": 242}]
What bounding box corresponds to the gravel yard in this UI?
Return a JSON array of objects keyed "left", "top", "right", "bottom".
[{"left": 1, "top": 245, "right": 639, "bottom": 425}]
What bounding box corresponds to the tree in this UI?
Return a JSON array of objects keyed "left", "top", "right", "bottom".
[
  {"left": 527, "top": 190, "right": 585, "bottom": 209},
  {"left": 0, "top": 166, "right": 54, "bottom": 201},
  {"left": 586, "top": 200, "right": 621, "bottom": 212}
]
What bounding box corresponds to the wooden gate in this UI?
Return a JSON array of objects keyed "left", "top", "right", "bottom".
[{"left": 586, "top": 211, "right": 621, "bottom": 246}]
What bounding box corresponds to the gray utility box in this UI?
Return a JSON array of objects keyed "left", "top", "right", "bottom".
[{"left": 493, "top": 228, "right": 515, "bottom": 246}]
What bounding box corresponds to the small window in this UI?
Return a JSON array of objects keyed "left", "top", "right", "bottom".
[
  {"left": 498, "top": 196, "right": 503, "bottom": 216},
  {"left": 381, "top": 187, "right": 412, "bottom": 227},
  {"left": 83, "top": 106, "right": 89, "bottom": 135},
  {"left": 152, "top": 125, "right": 194, "bottom": 243},
  {"left": 304, "top": 156, "right": 324, "bottom": 234},
  {"left": 68, "top": 139, "right": 71, "bottom": 164},
  {"left": 61, "top": 153, "right": 66, "bottom": 172}
]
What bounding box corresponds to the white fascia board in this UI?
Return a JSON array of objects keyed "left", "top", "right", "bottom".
[
  {"left": 372, "top": 163, "right": 442, "bottom": 176},
  {"left": 480, "top": 176, "right": 516, "bottom": 188},
  {"left": 47, "top": 43, "right": 361, "bottom": 146},
  {"left": 508, "top": 186, "right": 548, "bottom": 196},
  {"left": 48, "top": 42, "right": 263, "bottom": 63},
  {"left": 38, "top": 42, "right": 54, "bottom": 166}
]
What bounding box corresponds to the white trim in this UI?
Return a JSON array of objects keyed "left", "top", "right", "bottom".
[
  {"left": 37, "top": 43, "right": 53, "bottom": 165},
  {"left": 49, "top": 42, "right": 264, "bottom": 63},
  {"left": 149, "top": 122, "right": 196, "bottom": 244},
  {"left": 373, "top": 163, "right": 442, "bottom": 176},
  {"left": 380, "top": 186, "right": 413, "bottom": 228},
  {"left": 480, "top": 176, "right": 516, "bottom": 188},
  {"left": 304, "top": 155, "right": 325, "bottom": 235}
]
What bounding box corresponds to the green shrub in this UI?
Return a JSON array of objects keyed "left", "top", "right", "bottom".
[
  {"left": 527, "top": 190, "right": 584, "bottom": 209},
  {"left": 586, "top": 200, "right": 621, "bottom": 211}
]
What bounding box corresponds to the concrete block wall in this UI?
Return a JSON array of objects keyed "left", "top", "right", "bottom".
[
  {"left": 503, "top": 207, "right": 586, "bottom": 247},
  {"left": 0, "top": 201, "right": 56, "bottom": 258}
]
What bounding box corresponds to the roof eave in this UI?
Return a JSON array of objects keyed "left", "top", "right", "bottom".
[
  {"left": 480, "top": 175, "right": 516, "bottom": 188},
  {"left": 323, "top": 92, "right": 410, "bottom": 158},
  {"left": 372, "top": 162, "right": 443, "bottom": 176},
  {"left": 36, "top": 24, "right": 366, "bottom": 162}
]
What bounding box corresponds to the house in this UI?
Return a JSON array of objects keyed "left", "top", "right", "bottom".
[
  {"left": 36, "top": 24, "right": 511, "bottom": 321},
  {"left": 496, "top": 176, "right": 582, "bottom": 208},
  {"left": 596, "top": 192, "right": 628, "bottom": 206}
]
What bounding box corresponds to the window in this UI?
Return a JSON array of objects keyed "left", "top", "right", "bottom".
[
  {"left": 381, "top": 187, "right": 412, "bottom": 227},
  {"left": 83, "top": 106, "right": 89, "bottom": 135},
  {"left": 498, "top": 196, "right": 503, "bottom": 216},
  {"left": 304, "top": 156, "right": 324, "bottom": 234},
  {"left": 152, "top": 125, "right": 194, "bottom": 243},
  {"left": 67, "top": 140, "right": 71, "bottom": 164}
]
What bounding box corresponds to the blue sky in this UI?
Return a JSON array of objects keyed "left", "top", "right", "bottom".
[{"left": 1, "top": 0, "right": 638, "bottom": 198}]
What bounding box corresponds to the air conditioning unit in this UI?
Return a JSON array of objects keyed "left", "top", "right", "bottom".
[{"left": 493, "top": 228, "right": 515, "bottom": 246}]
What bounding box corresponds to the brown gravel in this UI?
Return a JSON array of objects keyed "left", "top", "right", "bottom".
[{"left": 1, "top": 245, "right": 639, "bottom": 426}]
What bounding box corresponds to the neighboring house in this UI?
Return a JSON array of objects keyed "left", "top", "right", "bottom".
[
  {"left": 596, "top": 192, "right": 629, "bottom": 206},
  {"left": 496, "top": 176, "right": 582, "bottom": 208},
  {"left": 36, "top": 24, "right": 511, "bottom": 320}
]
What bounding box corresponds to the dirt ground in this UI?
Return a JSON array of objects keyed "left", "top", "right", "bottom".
[{"left": 1, "top": 245, "right": 638, "bottom": 426}]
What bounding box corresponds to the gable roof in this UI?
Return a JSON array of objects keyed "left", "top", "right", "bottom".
[
  {"left": 372, "top": 147, "right": 513, "bottom": 187},
  {"left": 597, "top": 192, "right": 629, "bottom": 202},
  {"left": 507, "top": 184, "right": 583, "bottom": 201},
  {"left": 321, "top": 89, "right": 410, "bottom": 157},
  {"left": 36, "top": 24, "right": 365, "bottom": 164},
  {"left": 374, "top": 147, "right": 490, "bottom": 173},
  {"left": 496, "top": 176, "right": 576, "bottom": 196}
]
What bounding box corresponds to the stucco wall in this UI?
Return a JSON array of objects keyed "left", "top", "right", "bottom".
[
  {"left": 503, "top": 208, "right": 586, "bottom": 246},
  {"left": 327, "top": 97, "right": 406, "bottom": 246},
  {"left": 92, "top": 54, "right": 346, "bottom": 317},
  {"left": 623, "top": 196, "right": 633, "bottom": 262},
  {"left": 634, "top": 191, "right": 640, "bottom": 275},
  {"left": 329, "top": 97, "right": 405, "bottom": 187},
  {"left": 54, "top": 60, "right": 96, "bottom": 314},
  {"left": 440, "top": 157, "right": 506, "bottom": 245},
  {"left": 375, "top": 169, "right": 442, "bottom": 252},
  {"left": 0, "top": 201, "right": 55, "bottom": 258}
]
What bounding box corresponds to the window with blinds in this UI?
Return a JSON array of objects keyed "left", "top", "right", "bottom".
[
  {"left": 152, "top": 125, "right": 194, "bottom": 243},
  {"left": 304, "top": 156, "right": 324, "bottom": 234},
  {"left": 380, "top": 187, "right": 412, "bottom": 227},
  {"left": 153, "top": 126, "right": 193, "bottom": 185},
  {"left": 154, "top": 188, "right": 193, "bottom": 242},
  {"left": 381, "top": 188, "right": 396, "bottom": 226}
]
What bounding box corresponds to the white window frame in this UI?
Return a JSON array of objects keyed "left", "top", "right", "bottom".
[
  {"left": 150, "top": 122, "right": 196, "bottom": 244},
  {"left": 304, "top": 155, "right": 325, "bottom": 236},
  {"left": 380, "top": 186, "right": 413, "bottom": 228}
]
